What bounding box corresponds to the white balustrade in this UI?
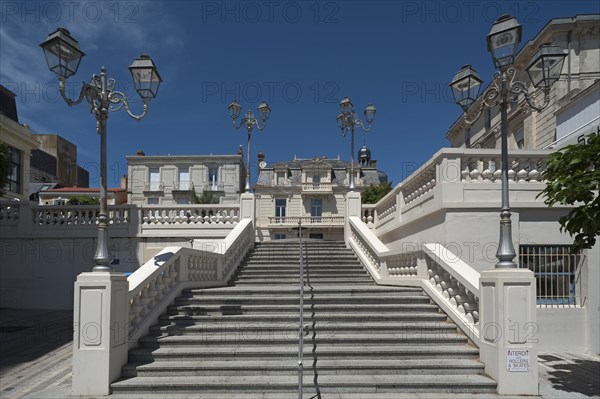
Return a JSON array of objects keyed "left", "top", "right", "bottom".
[
  {"left": 142, "top": 205, "right": 240, "bottom": 225},
  {"left": 347, "top": 216, "right": 480, "bottom": 342},
  {"left": 268, "top": 216, "right": 345, "bottom": 227},
  {"left": 126, "top": 218, "right": 254, "bottom": 340}
]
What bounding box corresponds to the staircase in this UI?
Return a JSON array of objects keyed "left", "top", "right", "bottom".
[{"left": 111, "top": 240, "right": 497, "bottom": 397}]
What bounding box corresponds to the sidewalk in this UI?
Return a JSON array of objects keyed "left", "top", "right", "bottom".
[{"left": 1, "top": 309, "right": 598, "bottom": 399}]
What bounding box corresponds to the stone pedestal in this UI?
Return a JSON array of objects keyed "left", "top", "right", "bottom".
[
  {"left": 479, "top": 269, "right": 538, "bottom": 395},
  {"left": 72, "top": 272, "right": 129, "bottom": 396},
  {"left": 345, "top": 191, "right": 362, "bottom": 245}
]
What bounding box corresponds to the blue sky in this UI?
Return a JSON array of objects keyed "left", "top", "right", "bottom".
[{"left": 1, "top": 0, "right": 599, "bottom": 187}]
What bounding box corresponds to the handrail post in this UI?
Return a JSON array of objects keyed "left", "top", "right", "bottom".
[{"left": 297, "top": 220, "right": 304, "bottom": 399}]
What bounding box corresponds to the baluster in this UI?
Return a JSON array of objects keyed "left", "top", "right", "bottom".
[
  {"left": 516, "top": 159, "right": 529, "bottom": 183},
  {"left": 528, "top": 158, "right": 540, "bottom": 182},
  {"left": 461, "top": 158, "right": 470, "bottom": 182},
  {"left": 508, "top": 160, "right": 517, "bottom": 182},
  {"left": 469, "top": 160, "right": 480, "bottom": 182},
  {"left": 481, "top": 160, "right": 493, "bottom": 182},
  {"left": 492, "top": 158, "right": 502, "bottom": 183}
]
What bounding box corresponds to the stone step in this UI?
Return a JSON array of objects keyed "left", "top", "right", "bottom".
[
  {"left": 138, "top": 332, "right": 468, "bottom": 348},
  {"left": 235, "top": 272, "right": 368, "bottom": 279},
  {"left": 232, "top": 278, "right": 373, "bottom": 285},
  {"left": 151, "top": 321, "right": 457, "bottom": 335},
  {"left": 160, "top": 311, "right": 449, "bottom": 324},
  {"left": 182, "top": 286, "right": 424, "bottom": 296},
  {"left": 173, "top": 294, "right": 431, "bottom": 306},
  {"left": 127, "top": 344, "right": 480, "bottom": 362},
  {"left": 122, "top": 358, "right": 484, "bottom": 377},
  {"left": 111, "top": 374, "right": 497, "bottom": 394},
  {"left": 167, "top": 303, "right": 441, "bottom": 315}
]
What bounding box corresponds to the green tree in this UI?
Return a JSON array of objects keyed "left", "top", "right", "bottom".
[
  {"left": 192, "top": 190, "right": 219, "bottom": 204},
  {"left": 361, "top": 182, "right": 393, "bottom": 204},
  {"left": 67, "top": 195, "right": 100, "bottom": 205},
  {"left": 538, "top": 134, "right": 600, "bottom": 252},
  {"left": 0, "top": 142, "right": 10, "bottom": 196}
]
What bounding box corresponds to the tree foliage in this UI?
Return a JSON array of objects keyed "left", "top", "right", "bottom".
[
  {"left": 192, "top": 190, "right": 219, "bottom": 204},
  {"left": 538, "top": 134, "right": 600, "bottom": 252},
  {"left": 361, "top": 182, "right": 393, "bottom": 204},
  {"left": 67, "top": 195, "right": 100, "bottom": 205}
]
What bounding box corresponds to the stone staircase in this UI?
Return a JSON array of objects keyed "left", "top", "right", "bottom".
[{"left": 111, "top": 240, "right": 497, "bottom": 397}]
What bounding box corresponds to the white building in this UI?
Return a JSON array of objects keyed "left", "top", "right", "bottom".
[
  {"left": 0, "top": 85, "right": 38, "bottom": 201},
  {"left": 254, "top": 149, "right": 387, "bottom": 241},
  {"left": 126, "top": 151, "right": 245, "bottom": 205},
  {"left": 447, "top": 14, "right": 600, "bottom": 150}
]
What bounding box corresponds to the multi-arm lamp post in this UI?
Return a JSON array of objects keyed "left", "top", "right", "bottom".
[
  {"left": 336, "top": 97, "right": 376, "bottom": 191},
  {"left": 449, "top": 15, "right": 566, "bottom": 269},
  {"left": 40, "top": 28, "right": 162, "bottom": 272},
  {"left": 228, "top": 100, "right": 271, "bottom": 192}
]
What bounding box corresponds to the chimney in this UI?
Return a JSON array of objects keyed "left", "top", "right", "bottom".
[
  {"left": 257, "top": 151, "right": 264, "bottom": 163},
  {"left": 237, "top": 145, "right": 243, "bottom": 157},
  {"left": 121, "top": 174, "right": 128, "bottom": 189},
  {"left": 369, "top": 159, "right": 377, "bottom": 168},
  {"left": 137, "top": 149, "right": 145, "bottom": 156}
]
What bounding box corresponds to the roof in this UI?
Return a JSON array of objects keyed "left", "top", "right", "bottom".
[{"left": 42, "top": 187, "right": 126, "bottom": 193}]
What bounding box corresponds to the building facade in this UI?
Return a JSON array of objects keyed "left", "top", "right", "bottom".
[
  {"left": 254, "top": 149, "right": 387, "bottom": 241},
  {"left": 126, "top": 152, "right": 245, "bottom": 205},
  {"left": 38, "top": 187, "right": 127, "bottom": 205},
  {"left": 447, "top": 14, "right": 600, "bottom": 150},
  {"left": 31, "top": 134, "right": 89, "bottom": 188},
  {"left": 0, "top": 85, "right": 39, "bottom": 201}
]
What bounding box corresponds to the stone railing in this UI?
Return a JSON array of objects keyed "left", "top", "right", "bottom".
[
  {"left": 361, "top": 148, "right": 552, "bottom": 231},
  {"left": 347, "top": 216, "right": 481, "bottom": 343},
  {"left": 127, "top": 218, "right": 254, "bottom": 341},
  {"left": 268, "top": 216, "right": 345, "bottom": 227},
  {"left": 32, "top": 205, "right": 131, "bottom": 226},
  {"left": 0, "top": 202, "right": 20, "bottom": 224},
  {"left": 0, "top": 202, "right": 240, "bottom": 238},
  {"left": 142, "top": 205, "right": 240, "bottom": 225},
  {"left": 301, "top": 182, "right": 333, "bottom": 193}
]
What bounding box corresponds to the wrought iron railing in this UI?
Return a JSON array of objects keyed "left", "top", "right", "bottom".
[{"left": 519, "top": 244, "right": 585, "bottom": 307}]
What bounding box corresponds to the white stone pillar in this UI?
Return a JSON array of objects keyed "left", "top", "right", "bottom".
[
  {"left": 344, "top": 191, "right": 361, "bottom": 245},
  {"left": 240, "top": 192, "right": 255, "bottom": 223},
  {"left": 479, "top": 269, "right": 538, "bottom": 395},
  {"left": 72, "top": 272, "right": 129, "bottom": 396}
]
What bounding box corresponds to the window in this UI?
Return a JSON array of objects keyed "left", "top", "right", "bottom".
[
  {"left": 208, "top": 166, "right": 218, "bottom": 186},
  {"left": 178, "top": 167, "right": 190, "bottom": 190},
  {"left": 6, "top": 146, "right": 21, "bottom": 194},
  {"left": 515, "top": 128, "right": 525, "bottom": 149},
  {"left": 311, "top": 199, "right": 322, "bottom": 218},
  {"left": 176, "top": 197, "right": 190, "bottom": 205},
  {"left": 274, "top": 233, "right": 286, "bottom": 240},
  {"left": 147, "top": 198, "right": 159, "bottom": 205},
  {"left": 149, "top": 168, "right": 160, "bottom": 191},
  {"left": 276, "top": 171, "right": 286, "bottom": 185},
  {"left": 309, "top": 233, "right": 323, "bottom": 239},
  {"left": 275, "top": 198, "right": 286, "bottom": 219},
  {"left": 519, "top": 245, "right": 582, "bottom": 306},
  {"left": 313, "top": 174, "right": 321, "bottom": 183}
]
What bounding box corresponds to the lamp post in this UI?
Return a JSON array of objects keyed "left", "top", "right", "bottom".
[
  {"left": 449, "top": 15, "right": 566, "bottom": 269},
  {"left": 228, "top": 100, "right": 271, "bottom": 192},
  {"left": 336, "top": 97, "right": 376, "bottom": 191},
  {"left": 41, "top": 28, "right": 162, "bottom": 272}
]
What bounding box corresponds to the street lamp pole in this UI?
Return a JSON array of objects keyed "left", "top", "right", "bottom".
[
  {"left": 450, "top": 15, "right": 566, "bottom": 269},
  {"left": 336, "top": 97, "right": 376, "bottom": 191},
  {"left": 41, "top": 28, "right": 162, "bottom": 272},
  {"left": 228, "top": 100, "right": 271, "bottom": 192}
]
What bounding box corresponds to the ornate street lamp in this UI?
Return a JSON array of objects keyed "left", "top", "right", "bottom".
[
  {"left": 336, "top": 97, "right": 376, "bottom": 190},
  {"left": 450, "top": 15, "right": 566, "bottom": 269},
  {"left": 228, "top": 100, "right": 271, "bottom": 192},
  {"left": 41, "top": 28, "right": 162, "bottom": 272}
]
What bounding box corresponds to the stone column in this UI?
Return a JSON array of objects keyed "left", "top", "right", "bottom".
[
  {"left": 72, "top": 272, "right": 129, "bottom": 396},
  {"left": 479, "top": 269, "right": 538, "bottom": 395}
]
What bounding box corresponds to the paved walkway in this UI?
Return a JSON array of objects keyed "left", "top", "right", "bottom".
[{"left": 1, "top": 309, "right": 598, "bottom": 399}]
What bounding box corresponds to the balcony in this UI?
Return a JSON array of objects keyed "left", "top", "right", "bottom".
[
  {"left": 204, "top": 182, "right": 225, "bottom": 192},
  {"left": 143, "top": 182, "right": 164, "bottom": 195},
  {"left": 301, "top": 182, "right": 333, "bottom": 194},
  {"left": 172, "top": 181, "right": 194, "bottom": 193},
  {"left": 267, "top": 216, "right": 344, "bottom": 227}
]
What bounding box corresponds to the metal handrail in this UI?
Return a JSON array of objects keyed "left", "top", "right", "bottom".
[{"left": 297, "top": 220, "right": 304, "bottom": 399}]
